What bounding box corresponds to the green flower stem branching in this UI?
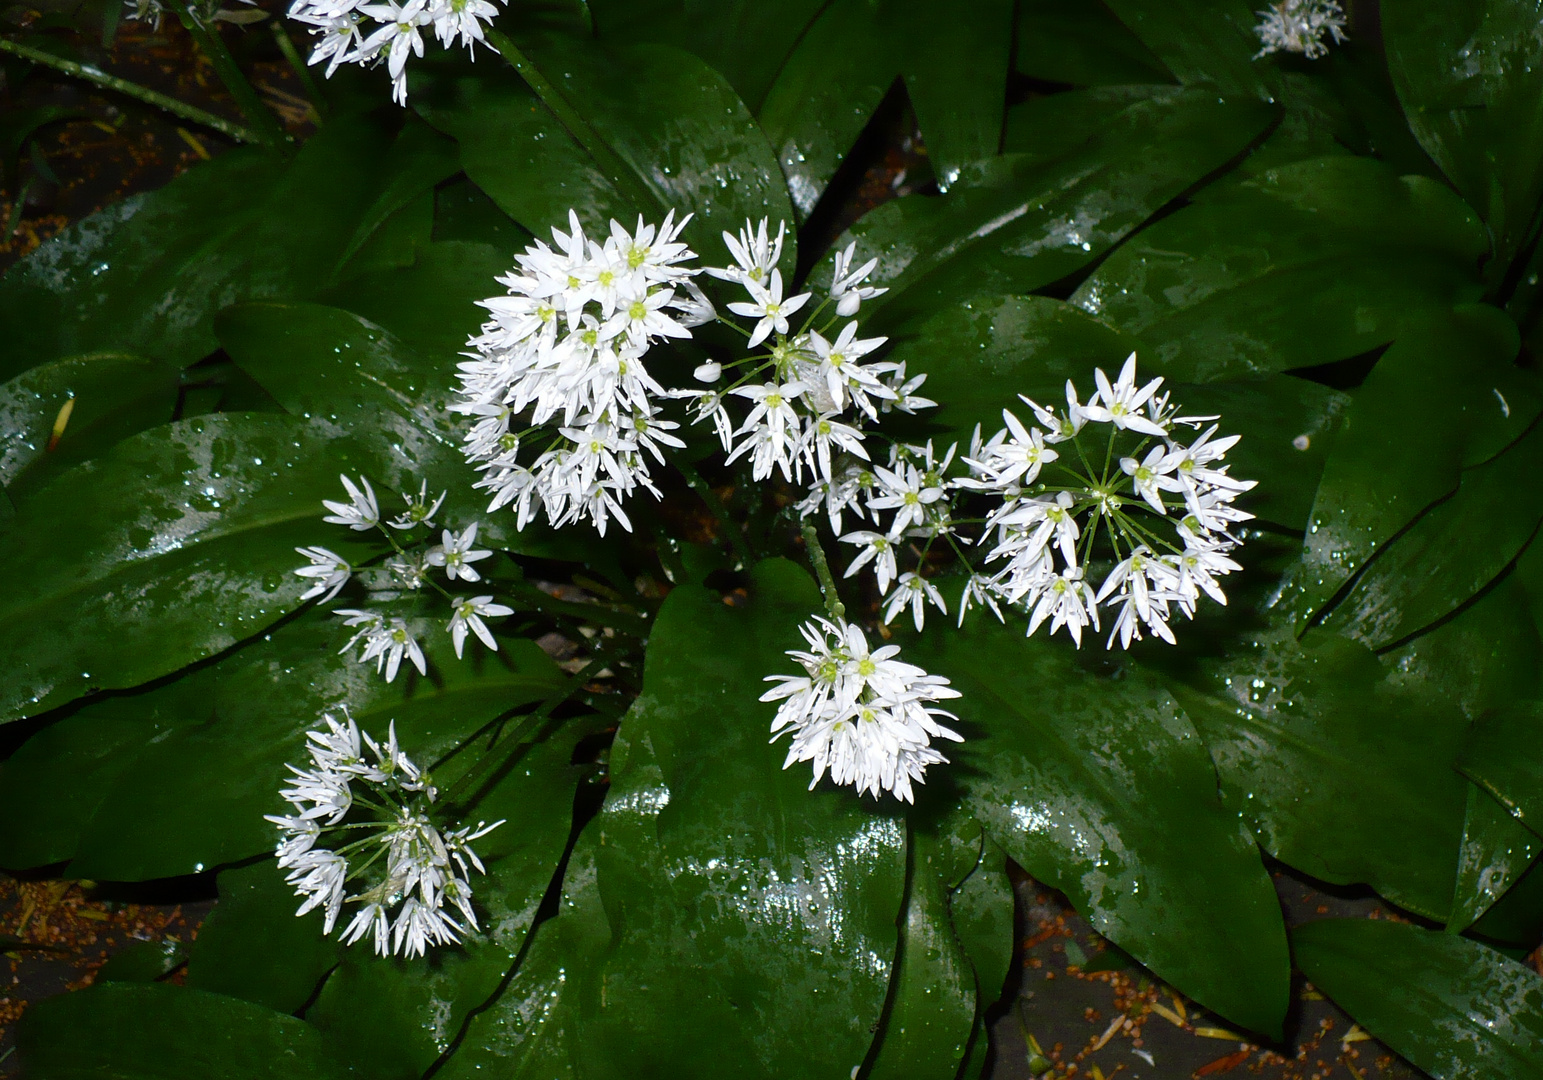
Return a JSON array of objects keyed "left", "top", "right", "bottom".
[
  {"left": 802, "top": 523, "right": 846, "bottom": 619},
  {"left": 177, "top": 11, "right": 290, "bottom": 151},
  {"left": 0, "top": 36, "right": 259, "bottom": 143},
  {"left": 484, "top": 29, "right": 665, "bottom": 220}
]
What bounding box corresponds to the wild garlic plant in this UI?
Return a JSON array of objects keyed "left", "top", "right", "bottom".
[
  {"left": 266, "top": 711, "right": 503, "bottom": 957},
  {"left": 281, "top": 209, "right": 1257, "bottom": 893}
]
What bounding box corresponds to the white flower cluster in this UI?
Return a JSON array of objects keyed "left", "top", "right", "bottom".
[
  {"left": 1253, "top": 0, "right": 1347, "bottom": 59},
  {"left": 288, "top": 0, "right": 503, "bottom": 105},
  {"left": 454, "top": 212, "right": 710, "bottom": 535},
  {"left": 677, "top": 220, "right": 933, "bottom": 506},
  {"left": 266, "top": 712, "right": 502, "bottom": 957},
  {"left": 835, "top": 355, "right": 1255, "bottom": 650},
  {"left": 293, "top": 474, "right": 512, "bottom": 682},
  {"left": 762, "top": 616, "right": 961, "bottom": 803}
]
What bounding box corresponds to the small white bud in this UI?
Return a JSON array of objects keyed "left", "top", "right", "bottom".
[{"left": 693, "top": 360, "right": 722, "bottom": 383}]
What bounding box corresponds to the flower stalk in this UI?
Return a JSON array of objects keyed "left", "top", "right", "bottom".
[
  {"left": 0, "top": 36, "right": 259, "bottom": 144},
  {"left": 177, "top": 10, "right": 290, "bottom": 151}
]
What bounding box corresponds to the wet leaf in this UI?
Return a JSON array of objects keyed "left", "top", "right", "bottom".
[
  {"left": 825, "top": 87, "right": 1274, "bottom": 328},
  {"left": 1013, "top": 0, "right": 1172, "bottom": 87},
  {"left": 913, "top": 619, "right": 1290, "bottom": 1038},
  {"left": 1070, "top": 156, "right": 1488, "bottom": 383},
  {"left": 0, "top": 352, "right": 178, "bottom": 504},
  {"left": 1293, "top": 918, "right": 1543, "bottom": 1079},
  {"left": 66, "top": 611, "right": 562, "bottom": 880},
  {"left": 1283, "top": 305, "right": 1531, "bottom": 628},
  {"left": 0, "top": 413, "right": 378, "bottom": 723},
  {"left": 17, "top": 982, "right": 347, "bottom": 1080},
  {"left": 1382, "top": 0, "right": 1543, "bottom": 279},
  {"left": 1449, "top": 783, "right": 1542, "bottom": 935}
]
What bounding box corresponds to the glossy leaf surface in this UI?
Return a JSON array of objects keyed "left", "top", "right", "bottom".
[
  {"left": 1294, "top": 918, "right": 1543, "bottom": 1079},
  {"left": 18, "top": 983, "right": 346, "bottom": 1080},
  {"left": 1450, "top": 783, "right": 1542, "bottom": 935},
  {"left": 1166, "top": 625, "right": 1470, "bottom": 920},
  {"left": 1101, "top": 0, "right": 1269, "bottom": 98},
  {"left": 0, "top": 670, "right": 215, "bottom": 869},
  {"left": 1014, "top": 0, "right": 1172, "bottom": 86},
  {"left": 573, "top": 560, "right": 907, "bottom": 1079},
  {"left": 1071, "top": 157, "right": 1488, "bottom": 383},
  {"left": 866, "top": 830, "right": 977, "bottom": 1080},
  {"left": 890, "top": 0, "right": 1012, "bottom": 188},
  {"left": 67, "top": 612, "right": 562, "bottom": 880},
  {"left": 1284, "top": 305, "right": 1531, "bottom": 627},
  {"left": 0, "top": 353, "right": 178, "bottom": 502},
  {"left": 0, "top": 118, "right": 451, "bottom": 375},
  {"left": 0, "top": 413, "right": 376, "bottom": 722},
  {"left": 1382, "top": 0, "right": 1543, "bottom": 276},
  {"left": 757, "top": 0, "right": 897, "bottom": 220},
  {"left": 1325, "top": 417, "right": 1543, "bottom": 648},
  {"left": 829, "top": 87, "right": 1273, "bottom": 327},
  {"left": 186, "top": 861, "right": 341, "bottom": 1014},
  {"left": 1460, "top": 702, "right": 1543, "bottom": 840},
  {"left": 915, "top": 618, "right": 1289, "bottom": 1038}
]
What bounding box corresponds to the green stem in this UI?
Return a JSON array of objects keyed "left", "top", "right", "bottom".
[
  {"left": 0, "top": 36, "right": 259, "bottom": 143},
  {"left": 678, "top": 458, "right": 751, "bottom": 567},
  {"left": 269, "top": 20, "right": 326, "bottom": 120},
  {"left": 179, "top": 13, "right": 289, "bottom": 150},
  {"left": 483, "top": 28, "right": 664, "bottom": 219},
  {"left": 801, "top": 523, "right": 846, "bottom": 619}
]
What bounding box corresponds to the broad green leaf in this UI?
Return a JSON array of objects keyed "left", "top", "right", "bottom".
[
  {"left": 1470, "top": 850, "right": 1543, "bottom": 948},
  {"left": 586, "top": 0, "right": 825, "bottom": 112},
  {"left": 17, "top": 983, "right": 347, "bottom": 1080},
  {"left": 1013, "top": 0, "right": 1173, "bottom": 86},
  {"left": 1101, "top": 0, "right": 1270, "bottom": 98},
  {"left": 66, "top": 611, "right": 562, "bottom": 880},
  {"left": 1460, "top": 703, "right": 1543, "bottom": 841},
  {"left": 0, "top": 669, "right": 215, "bottom": 869},
  {"left": 757, "top": 0, "right": 897, "bottom": 220},
  {"left": 416, "top": 76, "right": 635, "bottom": 240},
  {"left": 866, "top": 830, "right": 978, "bottom": 1080},
  {"left": 422, "top": 41, "right": 795, "bottom": 270},
  {"left": 915, "top": 619, "right": 1290, "bottom": 1038},
  {"left": 96, "top": 938, "right": 187, "bottom": 984},
  {"left": 431, "top": 178, "right": 538, "bottom": 259},
  {"left": 186, "top": 861, "right": 341, "bottom": 1013},
  {"left": 330, "top": 191, "right": 434, "bottom": 285},
  {"left": 1450, "top": 783, "right": 1542, "bottom": 935},
  {"left": 317, "top": 239, "right": 512, "bottom": 361},
  {"left": 1003, "top": 84, "right": 1175, "bottom": 163},
  {"left": 1173, "top": 375, "right": 1349, "bottom": 531},
  {"left": 573, "top": 560, "right": 907, "bottom": 1080},
  {"left": 883, "top": 294, "right": 1137, "bottom": 445},
  {"left": 0, "top": 117, "right": 449, "bottom": 375},
  {"left": 1325, "top": 417, "right": 1543, "bottom": 648},
  {"left": 890, "top": 0, "right": 1012, "bottom": 188},
  {"left": 1165, "top": 624, "right": 1470, "bottom": 921},
  {"left": 828, "top": 86, "right": 1274, "bottom": 328},
  {"left": 435, "top": 827, "right": 613, "bottom": 1080},
  {"left": 0, "top": 352, "right": 178, "bottom": 503},
  {"left": 329, "top": 116, "right": 459, "bottom": 280},
  {"left": 215, "top": 301, "right": 484, "bottom": 529},
  {"left": 1382, "top": 0, "right": 1543, "bottom": 278},
  {"left": 1070, "top": 156, "right": 1488, "bottom": 382},
  {"left": 0, "top": 413, "right": 378, "bottom": 722},
  {"left": 1284, "top": 305, "right": 1531, "bottom": 627},
  {"left": 306, "top": 718, "right": 604, "bottom": 1080},
  {"left": 1293, "top": 918, "right": 1543, "bottom": 1079},
  {"left": 948, "top": 835, "right": 1015, "bottom": 1078}
]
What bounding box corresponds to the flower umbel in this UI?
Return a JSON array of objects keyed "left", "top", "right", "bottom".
[
  {"left": 1253, "top": 0, "right": 1347, "bottom": 59},
  {"left": 266, "top": 712, "right": 503, "bottom": 958},
  {"left": 762, "top": 616, "right": 962, "bottom": 803}
]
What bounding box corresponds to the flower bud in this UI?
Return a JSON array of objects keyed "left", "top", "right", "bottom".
[{"left": 693, "top": 360, "right": 722, "bottom": 383}]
